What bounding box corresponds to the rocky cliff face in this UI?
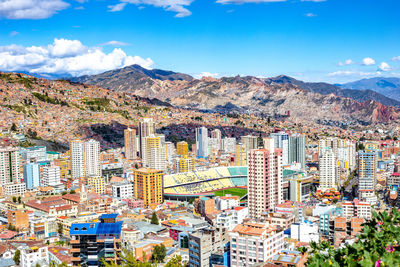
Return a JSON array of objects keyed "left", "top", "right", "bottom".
[{"left": 70, "top": 67, "right": 400, "bottom": 125}]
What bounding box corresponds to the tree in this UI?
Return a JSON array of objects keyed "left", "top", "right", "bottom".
[
  {"left": 13, "top": 249, "right": 21, "bottom": 265},
  {"left": 306, "top": 208, "right": 400, "bottom": 266},
  {"left": 10, "top": 123, "right": 17, "bottom": 132},
  {"left": 297, "top": 246, "right": 308, "bottom": 255},
  {"left": 150, "top": 212, "right": 159, "bottom": 225},
  {"left": 152, "top": 244, "right": 166, "bottom": 263},
  {"left": 12, "top": 196, "right": 17, "bottom": 203},
  {"left": 18, "top": 196, "right": 21, "bottom": 204},
  {"left": 165, "top": 255, "right": 184, "bottom": 267},
  {"left": 70, "top": 189, "right": 76, "bottom": 194},
  {"left": 57, "top": 223, "right": 63, "bottom": 235}
]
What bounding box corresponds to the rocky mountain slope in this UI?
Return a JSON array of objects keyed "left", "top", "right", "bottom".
[
  {"left": 70, "top": 67, "right": 400, "bottom": 125},
  {"left": 340, "top": 77, "right": 400, "bottom": 102}
]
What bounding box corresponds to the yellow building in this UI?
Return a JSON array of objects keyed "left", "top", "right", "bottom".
[
  {"left": 134, "top": 168, "right": 164, "bottom": 207},
  {"left": 54, "top": 158, "right": 69, "bottom": 179},
  {"left": 234, "top": 144, "right": 246, "bottom": 166},
  {"left": 175, "top": 156, "right": 195, "bottom": 173},
  {"left": 87, "top": 176, "right": 106, "bottom": 194},
  {"left": 176, "top": 141, "right": 189, "bottom": 157}
]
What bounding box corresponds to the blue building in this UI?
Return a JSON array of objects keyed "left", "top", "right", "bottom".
[
  {"left": 70, "top": 214, "right": 122, "bottom": 267},
  {"left": 23, "top": 163, "right": 40, "bottom": 189}
]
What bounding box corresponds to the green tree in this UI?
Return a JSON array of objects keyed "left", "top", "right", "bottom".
[
  {"left": 70, "top": 189, "right": 76, "bottom": 194},
  {"left": 12, "top": 196, "right": 17, "bottom": 203},
  {"left": 13, "top": 249, "right": 21, "bottom": 265},
  {"left": 152, "top": 244, "right": 166, "bottom": 263},
  {"left": 150, "top": 212, "right": 159, "bottom": 225},
  {"left": 306, "top": 208, "right": 400, "bottom": 266},
  {"left": 57, "top": 223, "right": 63, "bottom": 235},
  {"left": 102, "top": 249, "right": 155, "bottom": 267},
  {"left": 10, "top": 123, "right": 17, "bottom": 132},
  {"left": 18, "top": 196, "right": 21, "bottom": 204},
  {"left": 165, "top": 255, "right": 184, "bottom": 267}
]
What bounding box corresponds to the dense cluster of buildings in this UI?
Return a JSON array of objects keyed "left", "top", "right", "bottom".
[{"left": 0, "top": 113, "right": 398, "bottom": 267}]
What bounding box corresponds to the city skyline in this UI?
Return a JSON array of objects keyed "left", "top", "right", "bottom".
[{"left": 0, "top": 0, "right": 398, "bottom": 83}]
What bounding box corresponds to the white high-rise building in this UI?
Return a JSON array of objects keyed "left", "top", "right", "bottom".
[
  {"left": 319, "top": 148, "right": 337, "bottom": 190},
  {"left": 124, "top": 128, "right": 137, "bottom": 160},
  {"left": 139, "top": 118, "right": 155, "bottom": 157},
  {"left": 71, "top": 139, "right": 100, "bottom": 178},
  {"left": 271, "top": 131, "right": 289, "bottom": 165},
  {"left": 222, "top": 137, "right": 236, "bottom": 153},
  {"left": 247, "top": 146, "right": 283, "bottom": 219},
  {"left": 71, "top": 140, "right": 85, "bottom": 179},
  {"left": 42, "top": 165, "right": 61, "bottom": 187},
  {"left": 142, "top": 135, "right": 166, "bottom": 171},
  {"left": 0, "top": 146, "right": 21, "bottom": 185},
  {"left": 84, "top": 139, "right": 101, "bottom": 177},
  {"left": 196, "top": 127, "right": 209, "bottom": 159}
]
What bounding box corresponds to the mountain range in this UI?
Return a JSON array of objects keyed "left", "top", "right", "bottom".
[
  {"left": 69, "top": 65, "right": 400, "bottom": 126},
  {"left": 340, "top": 77, "right": 400, "bottom": 102}
]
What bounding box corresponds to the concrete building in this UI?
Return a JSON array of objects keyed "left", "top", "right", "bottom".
[
  {"left": 139, "top": 118, "right": 155, "bottom": 157},
  {"left": 188, "top": 228, "right": 225, "bottom": 267},
  {"left": 215, "top": 195, "right": 240, "bottom": 210},
  {"left": 84, "top": 139, "right": 101, "bottom": 177},
  {"left": 124, "top": 128, "right": 137, "bottom": 160},
  {"left": 20, "top": 244, "right": 48, "bottom": 267},
  {"left": 177, "top": 141, "right": 189, "bottom": 157},
  {"left": 289, "top": 134, "right": 306, "bottom": 169},
  {"left": 134, "top": 168, "right": 164, "bottom": 207},
  {"left": 142, "top": 135, "right": 166, "bottom": 171},
  {"left": 234, "top": 143, "right": 246, "bottom": 166},
  {"left": 70, "top": 214, "right": 122, "bottom": 267},
  {"left": 319, "top": 147, "right": 337, "bottom": 190},
  {"left": 174, "top": 157, "right": 195, "bottom": 173},
  {"left": 20, "top": 146, "right": 47, "bottom": 162},
  {"left": 222, "top": 137, "right": 236, "bottom": 154},
  {"left": 70, "top": 140, "right": 85, "bottom": 179},
  {"left": 342, "top": 199, "right": 372, "bottom": 219},
  {"left": 195, "top": 127, "right": 209, "bottom": 159},
  {"left": 215, "top": 207, "right": 248, "bottom": 230},
  {"left": 247, "top": 148, "right": 283, "bottom": 219},
  {"left": 23, "top": 162, "right": 40, "bottom": 189},
  {"left": 290, "top": 220, "right": 319, "bottom": 243},
  {"left": 271, "top": 131, "right": 290, "bottom": 165},
  {"left": 4, "top": 183, "right": 26, "bottom": 196},
  {"left": 230, "top": 222, "right": 284, "bottom": 266},
  {"left": 0, "top": 146, "right": 21, "bottom": 185},
  {"left": 358, "top": 151, "right": 377, "bottom": 200},
  {"left": 112, "top": 181, "right": 134, "bottom": 199},
  {"left": 42, "top": 164, "right": 61, "bottom": 187},
  {"left": 87, "top": 176, "right": 105, "bottom": 194}
]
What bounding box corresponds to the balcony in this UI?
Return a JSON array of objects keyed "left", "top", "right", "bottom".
[
  {"left": 70, "top": 240, "right": 80, "bottom": 244},
  {"left": 70, "top": 248, "right": 80, "bottom": 253},
  {"left": 71, "top": 257, "right": 81, "bottom": 262}
]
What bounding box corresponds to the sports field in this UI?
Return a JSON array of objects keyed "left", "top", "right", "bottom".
[{"left": 214, "top": 187, "right": 247, "bottom": 198}]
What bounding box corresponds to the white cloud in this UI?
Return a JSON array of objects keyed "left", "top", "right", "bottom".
[
  {"left": 101, "top": 41, "right": 131, "bottom": 46},
  {"left": 305, "top": 12, "right": 316, "bottom": 17},
  {"left": 327, "top": 70, "right": 381, "bottom": 78},
  {"left": 0, "top": 38, "right": 154, "bottom": 76},
  {"left": 195, "top": 72, "right": 220, "bottom": 79},
  {"left": 338, "top": 59, "right": 354, "bottom": 66},
  {"left": 392, "top": 56, "right": 400, "bottom": 62},
  {"left": 9, "top": 31, "right": 19, "bottom": 37},
  {"left": 378, "top": 62, "right": 391, "bottom": 72},
  {"left": 216, "top": 0, "right": 286, "bottom": 4},
  {"left": 362, "top": 57, "right": 376, "bottom": 66},
  {"left": 108, "top": 2, "right": 127, "bottom": 12},
  {"left": 109, "top": 0, "right": 194, "bottom": 17},
  {"left": 0, "top": 0, "right": 69, "bottom": 19}
]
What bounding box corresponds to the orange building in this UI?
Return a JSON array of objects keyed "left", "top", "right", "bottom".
[
  {"left": 7, "top": 210, "right": 29, "bottom": 230},
  {"left": 134, "top": 168, "right": 164, "bottom": 207}
]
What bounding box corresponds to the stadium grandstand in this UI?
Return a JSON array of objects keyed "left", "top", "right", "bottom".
[{"left": 164, "top": 166, "right": 247, "bottom": 201}]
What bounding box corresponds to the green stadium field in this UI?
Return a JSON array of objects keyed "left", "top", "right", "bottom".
[{"left": 214, "top": 188, "right": 247, "bottom": 198}]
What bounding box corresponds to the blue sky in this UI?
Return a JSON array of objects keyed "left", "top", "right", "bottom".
[{"left": 0, "top": 0, "right": 399, "bottom": 83}]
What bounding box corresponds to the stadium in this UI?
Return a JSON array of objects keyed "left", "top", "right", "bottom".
[{"left": 163, "top": 166, "right": 248, "bottom": 201}]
